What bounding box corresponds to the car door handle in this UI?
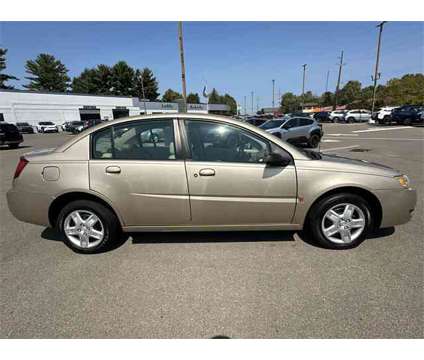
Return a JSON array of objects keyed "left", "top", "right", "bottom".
[
  {"left": 199, "top": 168, "right": 215, "bottom": 176},
  {"left": 105, "top": 166, "right": 121, "bottom": 174}
]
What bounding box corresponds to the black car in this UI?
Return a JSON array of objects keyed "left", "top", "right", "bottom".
[
  {"left": 0, "top": 123, "right": 23, "bottom": 149},
  {"left": 313, "top": 111, "right": 331, "bottom": 122},
  {"left": 391, "top": 105, "right": 423, "bottom": 125},
  {"left": 16, "top": 122, "right": 35, "bottom": 134},
  {"left": 245, "top": 117, "right": 268, "bottom": 127}
]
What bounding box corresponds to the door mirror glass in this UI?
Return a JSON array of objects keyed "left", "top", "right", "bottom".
[{"left": 264, "top": 152, "right": 290, "bottom": 166}]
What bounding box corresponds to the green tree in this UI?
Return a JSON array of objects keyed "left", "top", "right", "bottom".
[
  {"left": 133, "top": 67, "right": 159, "bottom": 100},
  {"left": 162, "top": 88, "right": 182, "bottom": 102},
  {"left": 339, "top": 80, "right": 362, "bottom": 107},
  {"left": 320, "top": 91, "right": 334, "bottom": 107},
  {"left": 382, "top": 73, "right": 424, "bottom": 105},
  {"left": 72, "top": 64, "right": 112, "bottom": 95},
  {"left": 24, "top": 53, "right": 70, "bottom": 92},
  {"left": 221, "top": 93, "right": 237, "bottom": 115},
  {"left": 208, "top": 88, "right": 221, "bottom": 104},
  {"left": 187, "top": 92, "right": 200, "bottom": 104},
  {"left": 110, "top": 61, "right": 135, "bottom": 96},
  {"left": 0, "top": 48, "right": 18, "bottom": 89},
  {"left": 280, "top": 92, "right": 301, "bottom": 113}
]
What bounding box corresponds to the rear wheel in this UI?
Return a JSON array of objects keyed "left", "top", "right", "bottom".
[
  {"left": 403, "top": 118, "right": 412, "bottom": 126},
  {"left": 306, "top": 193, "right": 373, "bottom": 249},
  {"left": 347, "top": 117, "right": 355, "bottom": 123},
  {"left": 57, "top": 200, "right": 120, "bottom": 253}
]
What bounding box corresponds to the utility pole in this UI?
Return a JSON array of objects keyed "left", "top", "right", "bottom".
[
  {"left": 301, "top": 64, "right": 307, "bottom": 111},
  {"left": 251, "top": 91, "right": 254, "bottom": 114},
  {"left": 256, "top": 96, "right": 260, "bottom": 112},
  {"left": 325, "top": 70, "right": 330, "bottom": 92},
  {"left": 333, "top": 50, "right": 345, "bottom": 110},
  {"left": 178, "top": 22, "right": 187, "bottom": 112},
  {"left": 140, "top": 71, "right": 147, "bottom": 114},
  {"left": 243, "top": 95, "right": 247, "bottom": 116},
  {"left": 272, "top": 79, "right": 275, "bottom": 109},
  {"left": 371, "top": 21, "right": 387, "bottom": 114}
]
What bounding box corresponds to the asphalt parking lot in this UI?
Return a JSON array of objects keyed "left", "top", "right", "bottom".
[{"left": 1, "top": 122, "right": 423, "bottom": 338}]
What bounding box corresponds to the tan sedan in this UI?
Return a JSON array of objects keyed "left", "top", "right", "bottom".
[{"left": 7, "top": 114, "right": 417, "bottom": 253}]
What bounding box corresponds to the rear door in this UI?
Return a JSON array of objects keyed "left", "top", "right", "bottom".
[
  {"left": 181, "top": 119, "right": 297, "bottom": 226},
  {"left": 89, "top": 118, "right": 190, "bottom": 226}
]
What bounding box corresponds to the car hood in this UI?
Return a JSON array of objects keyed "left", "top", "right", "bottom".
[{"left": 313, "top": 153, "right": 401, "bottom": 177}]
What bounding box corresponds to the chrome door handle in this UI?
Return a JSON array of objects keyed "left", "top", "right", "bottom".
[
  {"left": 199, "top": 168, "right": 215, "bottom": 176},
  {"left": 105, "top": 166, "right": 121, "bottom": 174}
]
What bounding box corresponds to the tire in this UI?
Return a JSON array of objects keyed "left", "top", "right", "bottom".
[
  {"left": 57, "top": 200, "right": 120, "bottom": 254},
  {"left": 333, "top": 117, "right": 339, "bottom": 123},
  {"left": 305, "top": 193, "right": 373, "bottom": 249},
  {"left": 383, "top": 115, "right": 391, "bottom": 125},
  {"left": 403, "top": 118, "right": 412, "bottom": 126},
  {"left": 8, "top": 143, "right": 19, "bottom": 149},
  {"left": 347, "top": 117, "right": 355, "bottom": 123},
  {"left": 308, "top": 133, "right": 320, "bottom": 148}
]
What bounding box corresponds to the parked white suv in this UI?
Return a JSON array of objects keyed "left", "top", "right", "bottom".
[
  {"left": 37, "top": 121, "right": 59, "bottom": 133},
  {"left": 370, "top": 106, "right": 398, "bottom": 125},
  {"left": 329, "top": 110, "right": 346, "bottom": 122},
  {"left": 344, "top": 109, "right": 372, "bottom": 123}
]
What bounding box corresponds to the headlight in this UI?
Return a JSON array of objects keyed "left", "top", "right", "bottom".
[{"left": 395, "top": 175, "right": 410, "bottom": 188}]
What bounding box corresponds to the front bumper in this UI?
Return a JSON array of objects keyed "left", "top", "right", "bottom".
[{"left": 375, "top": 188, "right": 417, "bottom": 228}]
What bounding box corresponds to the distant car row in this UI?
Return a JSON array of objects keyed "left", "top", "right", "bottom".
[{"left": 312, "top": 105, "right": 423, "bottom": 125}]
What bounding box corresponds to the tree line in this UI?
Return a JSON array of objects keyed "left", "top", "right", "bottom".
[
  {"left": 279, "top": 74, "right": 423, "bottom": 113},
  {"left": 0, "top": 49, "right": 237, "bottom": 113}
]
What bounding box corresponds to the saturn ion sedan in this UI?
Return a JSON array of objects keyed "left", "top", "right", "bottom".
[{"left": 7, "top": 114, "right": 417, "bottom": 253}]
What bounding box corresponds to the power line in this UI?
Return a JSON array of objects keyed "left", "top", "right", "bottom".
[{"left": 178, "top": 22, "right": 187, "bottom": 112}]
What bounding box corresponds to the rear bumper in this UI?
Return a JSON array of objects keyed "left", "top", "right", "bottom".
[
  {"left": 0, "top": 138, "right": 23, "bottom": 145},
  {"left": 375, "top": 188, "right": 417, "bottom": 228},
  {"left": 7, "top": 188, "right": 52, "bottom": 227}
]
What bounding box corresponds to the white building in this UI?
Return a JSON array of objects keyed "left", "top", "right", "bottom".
[{"left": 0, "top": 89, "right": 230, "bottom": 126}]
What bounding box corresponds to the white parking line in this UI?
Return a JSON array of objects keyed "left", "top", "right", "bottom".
[
  {"left": 324, "top": 137, "right": 423, "bottom": 141},
  {"left": 321, "top": 145, "right": 359, "bottom": 152},
  {"left": 326, "top": 133, "right": 359, "bottom": 136},
  {"left": 321, "top": 139, "right": 341, "bottom": 142},
  {"left": 352, "top": 126, "right": 413, "bottom": 133}
]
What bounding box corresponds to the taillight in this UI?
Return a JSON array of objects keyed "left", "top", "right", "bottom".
[{"left": 14, "top": 157, "right": 28, "bottom": 179}]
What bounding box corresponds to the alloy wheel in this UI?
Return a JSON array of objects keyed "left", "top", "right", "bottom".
[
  {"left": 321, "top": 203, "right": 366, "bottom": 244},
  {"left": 63, "top": 210, "right": 105, "bottom": 249}
]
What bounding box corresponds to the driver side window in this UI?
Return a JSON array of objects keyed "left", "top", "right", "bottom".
[{"left": 185, "top": 120, "right": 270, "bottom": 163}]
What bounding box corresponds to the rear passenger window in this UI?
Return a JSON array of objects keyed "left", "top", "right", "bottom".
[
  {"left": 92, "top": 120, "right": 176, "bottom": 160},
  {"left": 299, "top": 118, "right": 313, "bottom": 126}
]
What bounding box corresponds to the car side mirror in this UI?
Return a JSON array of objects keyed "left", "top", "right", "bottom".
[{"left": 264, "top": 152, "right": 291, "bottom": 167}]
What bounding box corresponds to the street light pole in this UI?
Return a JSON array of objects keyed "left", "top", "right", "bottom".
[
  {"left": 178, "top": 21, "right": 187, "bottom": 112},
  {"left": 272, "top": 79, "right": 275, "bottom": 109},
  {"left": 301, "top": 64, "right": 307, "bottom": 111},
  {"left": 251, "top": 91, "right": 254, "bottom": 114},
  {"left": 244, "top": 95, "right": 247, "bottom": 116},
  {"left": 371, "top": 21, "right": 387, "bottom": 114}
]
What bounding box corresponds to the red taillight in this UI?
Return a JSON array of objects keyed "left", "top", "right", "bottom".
[{"left": 14, "top": 157, "right": 28, "bottom": 179}]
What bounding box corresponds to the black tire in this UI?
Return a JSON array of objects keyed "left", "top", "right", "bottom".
[
  {"left": 57, "top": 200, "right": 120, "bottom": 254},
  {"left": 333, "top": 117, "right": 339, "bottom": 123},
  {"left": 347, "top": 117, "right": 355, "bottom": 123},
  {"left": 8, "top": 143, "right": 19, "bottom": 149},
  {"left": 383, "top": 115, "right": 391, "bottom": 125},
  {"left": 305, "top": 193, "right": 373, "bottom": 250},
  {"left": 403, "top": 118, "right": 412, "bottom": 126},
  {"left": 308, "top": 133, "right": 320, "bottom": 148}
]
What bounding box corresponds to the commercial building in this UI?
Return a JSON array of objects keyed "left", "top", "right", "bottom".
[{"left": 0, "top": 89, "right": 230, "bottom": 125}]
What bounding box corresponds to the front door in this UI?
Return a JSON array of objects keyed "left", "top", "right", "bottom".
[
  {"left": 89, "top": 119, "right": 190, "bottom": 226},
  {"left": 182, "top": 119, "right": 297, "bottom": 226}
]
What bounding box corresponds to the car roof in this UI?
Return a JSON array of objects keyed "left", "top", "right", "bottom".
[{"left": 56, "top": 112, "right": 309, "bottom": 160}]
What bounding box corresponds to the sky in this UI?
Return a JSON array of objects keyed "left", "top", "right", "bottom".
[{"left": 0, "top": 21, "right": 422, "bottom": 108}]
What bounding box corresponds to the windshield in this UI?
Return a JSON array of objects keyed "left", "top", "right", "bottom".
[{"left": 259, "top": 119, "right": 285, "bottom": 130}]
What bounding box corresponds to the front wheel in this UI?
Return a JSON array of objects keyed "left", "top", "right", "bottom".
[
  {"left": 308, "top": 133, "right": 321, "bottom": 148},
  {"left": 57, "top": 200, "right": 120, "bottom": 253},
  {"left": 306, "top": 193, "right": 373, "bottom": 249}
]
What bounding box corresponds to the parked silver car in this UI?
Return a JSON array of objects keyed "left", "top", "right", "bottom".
[
  {"left": 7, "top": 114, "right": 416, "bottom": 253},
  {"left": 329, "top": 110, "right": 347, "bottom": 122},
  {"left": 260, "top": 117, "right": 323, "bottom": 148},
  {"left": 344, "top": 109, "right": 372, "bottom": 123}
]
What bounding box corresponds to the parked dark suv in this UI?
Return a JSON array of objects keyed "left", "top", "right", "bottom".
[
  {"left": 16, "top": 122, "right": 35, "bottom": 134},
  {"left": 392, "top": 105, "right": 423, "bottom": 125},
  {"left": 313, "top": 111, "right": 331, "bottom": 122},
  {"left": 0, "top": 123, "right": 23, "bottom": 149}
]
